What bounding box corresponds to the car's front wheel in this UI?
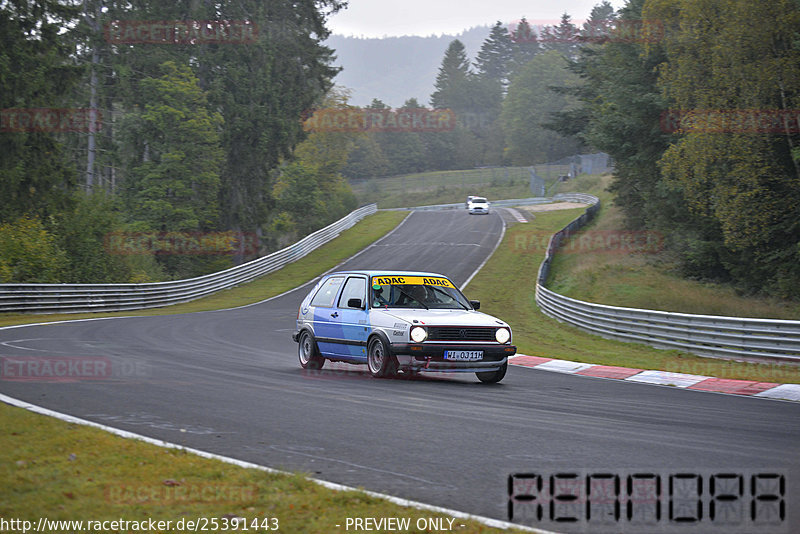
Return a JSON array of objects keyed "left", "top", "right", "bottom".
[
  {"left": 476, "top": 361, "right": 507, "bottom": 384},
  {"left": 298, "top": 331, "right": 325, "bottom": 370},
  {"left": 367, "top": 336, "right": 397, "bottom": 378}
]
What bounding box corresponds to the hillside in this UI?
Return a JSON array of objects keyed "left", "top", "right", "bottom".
[{"left": 325, "top": 26, "right": 491, "bottom": 107}]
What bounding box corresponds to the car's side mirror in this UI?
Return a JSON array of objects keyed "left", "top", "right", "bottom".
[
  {"left": 348, "top": 298, "right": 364, "bottom": 309},
  {"left": 469, "top": 300, "right": 480, "bottom": 310}
]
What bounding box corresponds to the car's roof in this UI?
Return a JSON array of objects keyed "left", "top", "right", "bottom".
[{"left": 326, "top": 270, "right": 451, "bottom": 278}]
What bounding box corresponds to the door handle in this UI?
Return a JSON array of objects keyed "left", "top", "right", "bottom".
[{"left": 331, "top": 312, "right": 339, "bottom": 318}]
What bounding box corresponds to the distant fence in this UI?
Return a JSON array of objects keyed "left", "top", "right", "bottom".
[
  {"left": 0, "top": 205, "right": 377, "bottom": 314},
  {"left": 534, "top": 195, "right": 800, "bottom": 362}
]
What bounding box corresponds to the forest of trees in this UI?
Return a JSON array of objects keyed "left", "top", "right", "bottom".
[
  {"left": 339, "top": 14, "right": 594, "bottom": 179},
  {"left": 0, "top": 0, "right": 355, "bottom": 283},
  {"left": 2, "top": 0, "right": 799, "bottom": 301},
  {"left": 547, "top": 0, "right": 800, "bottom": 298},
  {"left": 342, "top": 0, "right": 800, "bottom": 299}
]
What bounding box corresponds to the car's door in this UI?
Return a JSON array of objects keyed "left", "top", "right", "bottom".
[
  {"left": 332, "top": 275, "right": 369, "bottom": 360},
  {"left": 312, "top": 275, "right": 368, "bottom": 359},
  {"left": 310, "top": 275, "right": 346, "bottom": 357}
]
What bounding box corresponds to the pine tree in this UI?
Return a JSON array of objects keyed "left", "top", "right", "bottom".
[
  {"left": 509, "top": 18, "right": 540, "bottom": 76},
  {"left": 474, "top": 22, "right": 515, "bottom": 90},
  {"left": 121, "top": 62, "right": 223, "bottom": 233},
  {"left": 581, "top": 1, "right": 617, "bottom": 44},
  {"left": 430, "top": 40, "right": 472, "bottom": 111},
  {"left": 541, "top": 13, "right": 580, "bottom": 59},
  {"left": 0, "top": 0, "right": 81, "bottom": 222}
]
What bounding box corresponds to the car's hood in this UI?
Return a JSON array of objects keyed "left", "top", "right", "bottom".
[{"left": 373, "top": 308, "right": 508, "bottom": 327}]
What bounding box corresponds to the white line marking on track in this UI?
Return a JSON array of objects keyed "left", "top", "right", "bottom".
[
  {"left": 0, "top": 393, "right": 551, "bottom": 533},
  {"left": 461, "top": 212, "right": 506, "bottom": 290}
]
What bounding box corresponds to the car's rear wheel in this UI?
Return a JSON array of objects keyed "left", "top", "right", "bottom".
[
  {"left": 298, "top": 331, "right": 325, "bottom": 370},
  {"left": 367, "top": 336, "right": 397, "bottom": 378},
  {"left": 476, "top": 361, "right": 507, "bottom": 384}
]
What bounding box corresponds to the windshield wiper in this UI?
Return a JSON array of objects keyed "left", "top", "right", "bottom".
[{"left": 429, "top": 286, "right": 469, "bottom": 310}]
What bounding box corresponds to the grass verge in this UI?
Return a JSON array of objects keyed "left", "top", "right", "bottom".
[
  {"left": 351, "top": 165, "right": 568, "bottom": 209},
  {"left": 465, "top": 208, "right": 800, "bottom": 384},
  {"left": 0, "top": 211, "right": 408, "bottom": 329},
  {"left": 0, "top": 402, "right": 521, "bottom": 532},
  {"left": 550, "top": 185, "right": 800, "bottom": 320},
  {"left": 548, "top": 174, "right": 800, "bottom": 319}
]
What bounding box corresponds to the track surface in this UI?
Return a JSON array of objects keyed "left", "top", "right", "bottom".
[{"left": 2, "top": 210, "right": 799, "bottom": 532}]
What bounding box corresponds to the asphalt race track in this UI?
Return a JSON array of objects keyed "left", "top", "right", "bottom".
[{"left": 2, "top": 209, "right": 799, "bottom": 533}]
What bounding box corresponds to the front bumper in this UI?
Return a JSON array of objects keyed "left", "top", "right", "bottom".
[
  {"left": 391, "top": 342, "right": 515, "bottom": 357},
  {"left": 391, "top": 342, "right": 515, "bottom": 371}
]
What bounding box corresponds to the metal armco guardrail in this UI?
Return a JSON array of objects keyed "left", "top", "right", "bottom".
[
  {"left": 535, "top": 194, "right": 800, "bottom": 362},
  {"left": 0, "top": 204, "right": 377, "bottom": 314}
]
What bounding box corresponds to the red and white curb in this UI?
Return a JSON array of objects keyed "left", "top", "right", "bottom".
[
  {"left": 510, "top": 355, "right": 800, "bottom": 402},
  {"left": 504, "top": 208, "right": 529, "bottom": 223}
]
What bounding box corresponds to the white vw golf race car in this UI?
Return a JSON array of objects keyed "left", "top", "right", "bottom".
[{"left": 292, "top": 270, "right": 516, "bottom": 383}]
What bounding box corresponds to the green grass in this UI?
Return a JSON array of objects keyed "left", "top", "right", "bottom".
[
  {"left": 0, "top": 402, "right": 521, "bottom": 533},
  {"left": 0, "top": 211, "right": 408, "bottom": 329},
  {"left": 464, "top": 208, "right": 800, "bottom": 384},
  {"left": 351, "top": 164, "right": 570, "bottom": 209}
]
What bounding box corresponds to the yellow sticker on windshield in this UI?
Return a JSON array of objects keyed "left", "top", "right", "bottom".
[{"left": 372, "top": 276, "right": 454, "bottom": 288}]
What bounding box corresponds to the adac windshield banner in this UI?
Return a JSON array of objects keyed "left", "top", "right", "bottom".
[{"left": 372, "top": 276, "right": 454, "bottom": 289}]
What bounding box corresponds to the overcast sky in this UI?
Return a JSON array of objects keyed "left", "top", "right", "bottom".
[{"left": 327, "top": 0, "right": 627, "bottom": 38}]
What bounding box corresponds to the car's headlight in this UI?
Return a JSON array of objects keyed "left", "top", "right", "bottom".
[
  {"left": 495, "top": 328, "right": 510, "bottom": 343},
  {"left": 410, "top": 326, "right": 427, "bottom": 342}
]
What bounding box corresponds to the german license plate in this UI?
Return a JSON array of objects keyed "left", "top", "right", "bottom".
[{"left": 444, "top": 350, "right": 483, "bottom": 361}]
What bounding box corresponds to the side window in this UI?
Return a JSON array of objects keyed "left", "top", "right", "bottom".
[
  {"left": 338, "top": 277, "right": 366, "bottom": 308},
  {"left": 310, "top": 277, "right": 344, "bottom": 308}
]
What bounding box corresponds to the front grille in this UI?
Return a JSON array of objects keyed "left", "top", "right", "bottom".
[{"left": 427, "top": 327, "right": 496, "bottom": 342}]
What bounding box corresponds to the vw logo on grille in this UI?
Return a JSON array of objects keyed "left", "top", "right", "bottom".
[{"left": 459, "top": 329, "right": 468, "bottom": 338}]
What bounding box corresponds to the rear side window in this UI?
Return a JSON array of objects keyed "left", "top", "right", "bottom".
[{"left": 310, "top": 276, "right": 344, "bottom": 307}]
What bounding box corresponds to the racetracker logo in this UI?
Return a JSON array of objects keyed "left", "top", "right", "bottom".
[
  {"left": 105, "top": 483, "right": 258, "bottom": 505},
  {"left": 665, "top": 360, "right": 797, "bottom": 382},
  {"left": 661, "top": 109, "right": 800, "bottom": 133},
  {"left": 508, "top": 19, "right": 664, "bottom": 44},
  {"left": 105, "top": 20, "right": 258, "bottom": 45},
  {"left": 1, "top": 357, "right": 112, "bottom": 381},
  {"left": 514, "top": 230, "right": 664, "bottom": 255},
  {"left": 302, "top": 108, "right": 456, "bottom": 133},
  {"left": 104, "top": 231, "right": 259, "bottom": 256},
  {"left": 0, "top": 108, "right": 101, "bottom": 133}
]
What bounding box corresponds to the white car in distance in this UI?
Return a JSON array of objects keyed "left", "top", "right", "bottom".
[{"left": 467, "top": 197, "right": 489, "bottom": 214}]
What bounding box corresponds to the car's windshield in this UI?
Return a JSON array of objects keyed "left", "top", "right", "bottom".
[
  {"left": 370, "top": 275, "right": 471, "bottom": 310},
  {"left": 472, "top": 198, "right": 487, "bottom": 203}
]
